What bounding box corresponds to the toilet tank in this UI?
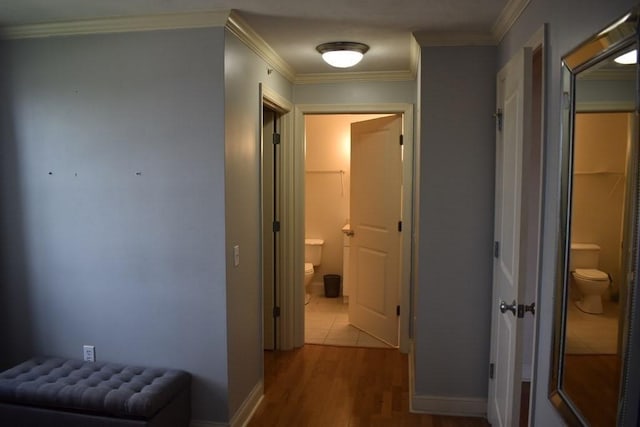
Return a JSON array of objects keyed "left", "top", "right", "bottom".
[
  {"left": 305, "top": 239, "right": 324, "bottom": 266},
  {"left": 570, "top": 243, "right": 601, "bottom": 270}
]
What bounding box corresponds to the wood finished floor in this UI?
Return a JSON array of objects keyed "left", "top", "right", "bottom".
[
  {"left": 248, "top": 345, "right": 491, "bottom": 427},
  {"left": 563, "top": 354, "right": 621, "bottom": 426}
]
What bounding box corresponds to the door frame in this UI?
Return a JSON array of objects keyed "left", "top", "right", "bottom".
[
  {"left": 288, "top": 103, "right": 414, "bottom": 353},
  {"left": 260, "top": 84, "right": 294, "bottom": 350},
  {"left": 522, "top": 26, "right": 545, "bottom": 426}
]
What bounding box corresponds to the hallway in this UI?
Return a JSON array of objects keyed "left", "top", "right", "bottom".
[{"left": 248, "top": 345, "right": 491, "bottom": 426}]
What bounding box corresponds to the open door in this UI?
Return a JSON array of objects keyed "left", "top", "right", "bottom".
[
  {"left": 348, "top": 115, "right": 402, "bottom": 346},
  {"left": 487, "top": 48, "right": 532, "bottom": 426}
]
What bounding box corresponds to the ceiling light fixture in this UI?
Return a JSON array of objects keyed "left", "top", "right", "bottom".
[
  {"left": 316, "top": 42, "right": 370, "bottom": 68},
  {"left": 614, "top": 49, "right": 637, "bottom": 64}
]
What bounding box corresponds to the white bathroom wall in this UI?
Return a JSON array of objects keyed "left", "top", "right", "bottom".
[
  {"left": 304, "top": 114, "right": 388, "bottom": 292},
  {"left": 571, "top": 112, "right": 632, "bottom": 297}
]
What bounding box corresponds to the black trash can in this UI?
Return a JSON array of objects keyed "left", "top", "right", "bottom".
[{"left": 323, "top": 274, "right": 341, "bottom": 298}]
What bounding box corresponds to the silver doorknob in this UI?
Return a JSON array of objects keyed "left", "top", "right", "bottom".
[{"left": 500, "top": 300, "right": 517, "bottom": 316}]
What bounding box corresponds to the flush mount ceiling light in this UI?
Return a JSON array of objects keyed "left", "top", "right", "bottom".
[
  {"left": 316, "top": 42, "right": 370, "bottom": 68},
  {"left": 614, "top": 49, "right": 637, "bottom": 64}
]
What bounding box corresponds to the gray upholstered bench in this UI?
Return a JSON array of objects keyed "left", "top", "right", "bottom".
[{"left": 0, "top": 357, "right": 191, "bottom": 427}]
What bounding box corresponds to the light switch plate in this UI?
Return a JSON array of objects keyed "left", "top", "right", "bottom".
[{"left": 233, "top": 245, "right": 240, "bottom": 267}]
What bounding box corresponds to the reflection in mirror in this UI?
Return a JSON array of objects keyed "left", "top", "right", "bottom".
[{"left": 551, "top": 8, "right": 639, "bottom": 427}]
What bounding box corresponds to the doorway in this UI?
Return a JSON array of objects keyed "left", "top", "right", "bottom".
[
  {"left": 303, "top": 113, "right": 400, "bottom": 348},
  {"left": 260, "top": 85, "right": 294, "bottom": 352},
  {"left": 262, "top": 105, "right": 280, "bottom": 351},
  {"left": 287, "top": 103, "right": 415, "bottom": 353}
]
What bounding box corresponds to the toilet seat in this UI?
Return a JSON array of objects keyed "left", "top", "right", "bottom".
[
  {"left": 573, "top": 268, "right": 609, "bottom": 281},
  {"left": 304, "top": 262, "right": 314, "bottom": 274}
]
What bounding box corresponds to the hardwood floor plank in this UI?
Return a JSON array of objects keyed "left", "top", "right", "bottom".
[
  {"left": 563, "top": 354, "right": 621, "bottom": 426},
  {"left": 249, "top": 345, "right": 490, "bottom": 426}
]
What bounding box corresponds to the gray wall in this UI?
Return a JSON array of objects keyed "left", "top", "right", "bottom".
[
  {"left": 498, "top": 0, "right": 637, "bottom": 424},
  {"left": 414, "top": 46, "right": 496, "bottom": 398},
  {"left": 223, "top": 29, "right": 293, "bottom": 418},
  {"left": 0, "top": 28, "right": 230, "bottom": 422},
  {"left": 294, "top": 80, "right": 416, "bottom": 105}
]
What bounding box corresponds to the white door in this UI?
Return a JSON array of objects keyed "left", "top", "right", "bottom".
[
  {"left": 487, "top": 48, "right": 532, "bottom": 427},
  {"left": 348, "top": 115, "right": 402, "bottom": 346}
]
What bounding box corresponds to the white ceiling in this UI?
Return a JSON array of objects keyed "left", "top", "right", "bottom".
[{"left": 1, "top": 0, "right": 512, "bottom": 76}]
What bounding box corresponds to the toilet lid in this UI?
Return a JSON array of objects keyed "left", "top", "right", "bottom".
[
  {"left": 574, "top": 268, "right": 609, "bottom": 281},
  {"left": 304, "top": 263, "right": 314, "bottom": 274}
]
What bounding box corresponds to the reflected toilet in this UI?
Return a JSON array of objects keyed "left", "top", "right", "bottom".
[{"left": 570, "top": 243, "right": 610, "bottom": 314}]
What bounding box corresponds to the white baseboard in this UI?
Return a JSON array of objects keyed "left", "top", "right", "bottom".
[
  {"left": 190, "top": 381, "right": 263, "bottom": 427},
  {"left": 411, "top": 394, "right": 487, "bottom": 417},
  {"left": 230, "top": 380, "right": 264, "bottom": 427},
  {"left": 191, "top": 421, "right": 227, "bottom": 427},
  {"left": 408, "top": 344, "right": 486, "bottom": 417},
  {"left": 521, "top": 363, "right": 532, "bottom": 382}
]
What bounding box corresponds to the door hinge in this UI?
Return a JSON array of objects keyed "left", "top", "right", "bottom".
[
  {"left": 273, "top": 220, "right": 281, "bottom": 232},
  {"left": 494, "top": 241, "right": 500, "bottom": 258},
  {"left": 272, "top": 133, "right": 281, "bottom": 145},
  {"left": 398, "top": 221, "right": 402, "bottom": 232},
  {"left": 399, "top": 134, "right": 404, "bottom": 146},
  {"left": 273, "top": 306, "right": 281, "bottom": 318},
  {"left": 493, "top": 109, "right": 503, "bottom": 131},
  {"left": 396, "top": 305, "right": 400, "bottom": 316},
  {"left": 489, "top": 362, "right": 495, "bottom": 379}
]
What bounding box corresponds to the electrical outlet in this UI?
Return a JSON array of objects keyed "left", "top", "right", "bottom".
[{"left": 83, "top": 345, "right": 95, "bottom": 362}]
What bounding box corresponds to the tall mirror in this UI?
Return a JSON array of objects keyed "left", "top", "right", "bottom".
[{"left": 550, "top": 7, "right": 640, "bottom": 426}]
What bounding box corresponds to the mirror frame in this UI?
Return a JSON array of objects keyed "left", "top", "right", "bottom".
[{"left": 550, "top": 7, "right": 640, "bottom": 426}]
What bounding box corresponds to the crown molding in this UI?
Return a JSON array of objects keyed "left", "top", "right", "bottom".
[
  {"left": 225, "top": 11, "right": 296, "bottom": 83},
  {"left": 0, "top": 10, "right": 231, "bottom": 40},
  {"left": 295, "top": 69, "right": 415, "bottom": 85},
  {"left": 413, "top": 31, "right": 496, "bottom": 46},
  {"left": 409, "top": 36, "right": 420, "bottom": 76},
  {"left": 492, "top": 0, "right": 531, "bottom": 42},
  {"left": 578, "top": 68, "right": 636, "bottom": 81}
]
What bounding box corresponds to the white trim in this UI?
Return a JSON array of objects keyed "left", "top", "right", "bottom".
[
  {"left": 261, "top": 85, "right": 295, "bottom": 351},
  {"left": 409, "top": 342, "right": 416, "bottom": 404},
  {"left": 190, "top": 421, "right": 228, "bottom": 427},
  {"left": 226, "top": 12, "right": 296, "bottom": 83},
  {"left": 229, "top": 380, "right": 264, "bottom": 427},
  {"left": 1, "top": 10, "right": 230, "bottom": 39},
  {"left": 293, "top": 103, "right": 414, "bottom": 352},
  {"left": 522, "top": 363, "right": 533, "bottom": 381},
  {"left": 576, "top": 101, "right": 635, "bottom": 112},
  {"left": 409, "top": 345, "right": 485, "bottom": 417},
  {"left": 409, "top": 36, "right": 421, "bottom": 78},
  {"left": 492, "top": 0, "right": 531, "bottom": 42},
  {"left": 521, "top": 24, "right": 546, "bottom": 427},
  {"left": 411, "top": 395, "right": 487, "bottom": 417},
  {"left": 295, "top": 70, "right": 415, "bottom": 85},
  {"left": 579, "top": 69, "right": 636, "bottom": 81},
  {"left": 412, "top": 32, "right": 495, "bottom": 47},
  {"left": 262, "top": 86, "right": 293, "bottom": 114}
]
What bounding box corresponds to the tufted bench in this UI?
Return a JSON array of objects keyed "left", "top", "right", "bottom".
[{"left": 0, "top": 356, "right": 191, "bottom": 427}]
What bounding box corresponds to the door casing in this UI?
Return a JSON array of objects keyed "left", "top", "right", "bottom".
[{"left": 290, "top": 103, "right": 414, "bottom": 353}]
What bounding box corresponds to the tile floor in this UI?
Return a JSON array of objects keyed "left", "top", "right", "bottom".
[
  {"left": 565, "top": 298, "right": 619, "bottom": 354},
  {"left": 304, "top": 295, "right": 393, "bottom": 348}
]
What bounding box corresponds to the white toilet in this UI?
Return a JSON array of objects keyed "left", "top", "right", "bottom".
[
  {"left": 570, "top": 243, "right": 610, "bottom": 314},
  {"left": 304, "top": 238, "right": 324, "bottom": 304}
]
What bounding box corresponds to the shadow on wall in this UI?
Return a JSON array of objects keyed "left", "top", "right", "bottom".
[{"left": 0, "top": 42, "right": 35, "bottom": 369}]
